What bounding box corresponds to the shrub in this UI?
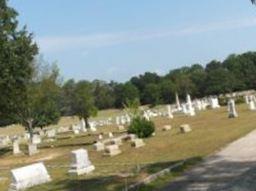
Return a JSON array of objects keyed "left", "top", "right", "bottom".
[{"left": 128, "top": 116, "right": 155, "bottom": 138}]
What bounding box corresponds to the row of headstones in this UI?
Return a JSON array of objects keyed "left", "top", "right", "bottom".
[
  {"left": 177, "top": 94, "right": 220, "bottom": 117},
  {"left": 10, "top": 134, "right": 147, "bottom": 190},
  {"left": 93, "top": 133, "right": 145, "bottom": 156},
  {"left": 9, "top": 148, "right": 94, "bottom": 191}
]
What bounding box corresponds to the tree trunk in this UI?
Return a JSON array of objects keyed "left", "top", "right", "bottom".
[{"left": 85, "top": 117, "right": 90, "bottom": 128}]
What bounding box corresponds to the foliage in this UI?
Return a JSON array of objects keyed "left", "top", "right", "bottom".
[
  {"left": 72, "top": 80, "right": 98, "bottom": 127},
  {"left": 128, "top": 116, "right": 155, "bottom": 138},
  {"left": 0, "top": 0, "right": 37, "bottom": 129},
  {"left": 123, "top": 98, "right": 141, "bottom": 118}
]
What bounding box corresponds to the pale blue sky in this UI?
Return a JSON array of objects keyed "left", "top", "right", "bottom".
[{"left": 9, "top": 0, "right": 256, "bottom": 82}]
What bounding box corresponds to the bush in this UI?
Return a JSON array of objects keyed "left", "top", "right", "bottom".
[{"left": 128, "top": 116, "right": 155, "bottom": 138}]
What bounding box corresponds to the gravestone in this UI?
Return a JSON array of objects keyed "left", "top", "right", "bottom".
[
  {"left": 9, "top": 162, "right": 51, "bottom": 191},
  {"left": 116, "top": 116, "right": 120, "bottom": 125},
  {"left": 28, "top": 143, "right": 38, "bottom": 156},
  {"left": 245, "top": 95, "right": 249, "bottom": 104},
  {"left": 98, "top": 134, "right": 103, "bottom": 140},
  {"left": 118, "top": 125, "right": 125, "bottom": 131},
  {"left": 46, "top": 129, "right": 56, "bottom": 138},
  {"left": 181, "top": 104, "right": 188, "bottom": 114},
  {"left": 166, "top": 105, "right": 173, "bottom": 119},
  {"left": 180, "top": 124, "right": 192, "bottom": 133},
  {"left": 131, "top": 138, "right": 145, "bottom": 148},
  {"left": 104, "top": 144, "right": 121, "bottom": 156},
  {"left": 111, "top": 138, "right": 122, "bottom": 145},
  {"left": 248, "top": 96, "right": 256, "bottom": 111},
  {"left": 93, "top": 142, "right": 105, "bottom": 151},
  {"left": 69, "top": 149, "right": 95, "bottom": 175},
  {"left": 32, "top": 135, "right": 41, "bottom": 144},
  {"left": 13, "top": 141, "right": 21, "bottom": 155},
  {"left": 175, "top": 92, "right": 182, "bottom": 111},
  {"left": 108, "top": 132, "right": 114, "bottom": 138},
  {"left": 80, "top": 118, "right": 87, "bottom": 133},
  {"left": 73, "top": 129, "right": 80, "bottom": 135},
  {"left": 89, "top": 123, "right": 97, "bottom": 132},
  {"left": 143, "top": 112, "right": 150, "bottom": 121},
  {"left": 210, "top": 97, "right": 220, "bottom": 109},
  {"left": 228, "top": 99, "right": 238, "bottom": 118},
  {"left": 162, "top": 125, "right": 172, "bottom": 131},
  {"left": 186, "top": 94, "right": 195, "bottom": 116}
]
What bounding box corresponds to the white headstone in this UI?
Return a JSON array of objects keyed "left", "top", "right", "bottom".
[
  {"left": 210, "top": 97, "right": 220, "bottom": 109},
  {"left": 186, "top": 94, "right": 195, "bottom": 116},
  {"left": 166, "top": 105, "right": 173, "bottom": 119},
  {"left": 98, "top": 134, "right": 103, "bottom": 140},
  {"left": 248, "top": 95, "right": 256, "bottom": 111},
  {"left": 108, "top": 132, "right": 114, "bottom": 138},
  {"left": 131, "top": 138, "right": 145, "bottom": 148},
  {"left": 104, "top": 144, "right": 121, "bottom": 156},
  {"left": 228, "top": 99, "right": 238, "bottom": 118},
  {"left": 28, "top": 143, "right": 38, "bottom": 156},
  {"left": 115, "top": 116, "right": 120, "bottom": 125},
  {"left": 180, "top": 124, "right": 192, "bottom": 133},
  {"left": 93, "top": 142, "right": 105, "bottom": 151},
  {"left": 175, "top": 92, "right": 182, "bottom": 110},
  {"left": 9, "top": 162, "right": 51, "bottom": 191},
  {"left": 162, "top": 125, "right": 172, "bottom": 131},
  {"left": 46, "top": 129, "right": 56, "bottom": 138},
  {"left": 13, "top": 141, "right": 21, "bottom": 155},
  {"left": 32, "top": 135, "right": 41, "bottom": 144},
  {"left": 69, "top": 149, "right": 95, "bottom": 175}
]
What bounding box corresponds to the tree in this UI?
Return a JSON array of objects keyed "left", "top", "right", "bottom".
[
  {"left": 73, "top": 80, "right": 97, "bottom": 127},
  {"left": 17, "top": 61, "right": 61, "bottom": 139},
  {"left": 114, "top": 82, "right": 140, "bottom": 108},
  {"left": 60, "top": 79, "right": 77, "bottom": 116},
  {"left": 0, "top": 0, "right": 38, "bottom": 129},
  {"left": 92, "top": 80, "right": 115, "bottom": 109},
  {"left": 143, "top": 83, "right": 162, "bottom": 105},
  {"left": 252, "top": 0, "right": 255, "bottom": 4}
]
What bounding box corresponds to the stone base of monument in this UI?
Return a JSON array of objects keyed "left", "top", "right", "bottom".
[
  {"left": 69, "top": 165, "right": 95, "bottom": 176},
  {"left": 131, "top": 138, "right": 145, "bottom": 148},
  {"left": 162, "top": 125, "right": 172, "bottom": 131},
  {"left": 28, "top": 143, "right": 39, "bottom": 156},
  {"left": 180, "top": 124, "right": 192, "bottom": 133},
  {"left": 93, "top": 142, "right": 105, "bottom": 151},
  {"left": 228, "top": 113, "right": 238, "bottom": 118},
  {"left": 110, "top": 138, "right": 122, "bottom": 145},
  {"left": 104, "top": 145, "right": 121, "bottom": 156}
]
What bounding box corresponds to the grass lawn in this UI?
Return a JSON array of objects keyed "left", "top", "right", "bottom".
[{"left": 0, "top": 104, "right": 255, "bottom": 191}]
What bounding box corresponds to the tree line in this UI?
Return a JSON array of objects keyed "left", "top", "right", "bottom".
[{"left": 1, "top": 0, "right": 256, "bottom": 133}]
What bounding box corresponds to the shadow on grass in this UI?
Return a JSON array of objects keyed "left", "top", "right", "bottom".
[
  {"left": 27, "top": 157, "right": 203, "bottom": 191},
  {"left": 0, "top": 147, "right": 11, "bottom": 156}
]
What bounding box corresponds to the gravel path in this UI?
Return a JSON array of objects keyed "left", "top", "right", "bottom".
[{"left": 161, "top": 129, "right": 256, "bottom": 191}]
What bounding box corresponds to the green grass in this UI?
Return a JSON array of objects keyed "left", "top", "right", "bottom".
[{"left": 0, "top": 104, "right": 256, "bottom": 191}]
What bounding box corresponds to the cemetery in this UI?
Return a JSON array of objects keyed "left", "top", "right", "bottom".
[
  {"left": 0, "top": 95, "right": 255, "bottom": 190},
  {"left": 1, "top": 1, "right": 256, "bottom": 191}
]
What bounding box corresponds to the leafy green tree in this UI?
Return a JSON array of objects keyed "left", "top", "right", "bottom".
[
  {"left": 61, "top": 79, "right": 77, "bottom": 116},
  {"left": 159, "top": 79, "right": 176, "bottom": 104},
  {"left": 73, "top": 80, "right": 97, "bottom": 127},
  {"left": 92, "top": 80, "right": 115, "bottom": 109},
  {"left": 143, "top": 83, "right": 162, "bottom": 105},
  {"left": 18, "top": 61, "right": 61, "bottom": 139},
  {"left": 114, "top": 82, "right": 140, "bottom": 108},
  {"left": 0, "top": 0, "right": 38, "bottom": 129}
]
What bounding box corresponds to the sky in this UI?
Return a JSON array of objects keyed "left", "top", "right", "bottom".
[{"left": 9, "top": 0, "right": 256, "bottom": 82}]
